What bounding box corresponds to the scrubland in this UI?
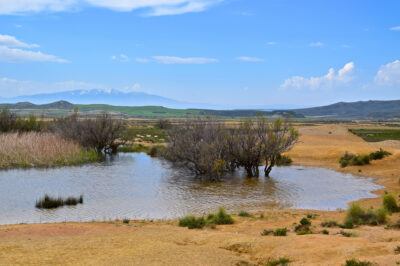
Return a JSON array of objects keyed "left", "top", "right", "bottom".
[{"left": 1, "top": 123, "right": 400, "bottom": 265}]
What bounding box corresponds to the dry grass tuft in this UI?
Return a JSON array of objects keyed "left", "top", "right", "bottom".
[{"left": 0, "top": 132, "right": 99, "bottom": 169}]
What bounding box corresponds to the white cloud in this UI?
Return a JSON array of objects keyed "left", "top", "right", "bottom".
[
  {"left": 0, "top": 0, "right": 77, "bottom": 14},
  {"left": 0, "top": 34, "right": 39, "bottom": 48},
  {"left": 390, "top": 26, "right": 400, "bottom": 31},
  {"left": 374, "top": 60, "right": 400, "bottom": 86},
  {"left": 235, "top": 56, "right": 264, "bottom": 62},
  {"left": 310, "top": 42, "right": 324, "bottom": 47},
  {"left": 281, "top": 62, "right": 355, "bottom": 90},
  {"left": 0, "top": 46, "right": 68, "bottom": 63},
  {"left": 111, "top": 54, "right": 130, "bottom": 62},
  {"left": 136, "top": 56, "right": 218, "bottom": 64},
  {"left": 0, "top": 34, "right": 67, "bottom": 63},
  {"left": 0, "top": 0, "right": 221, "bottom": 16},
  {"left": 267, "top": 41, "right": 277, "bottom": 45}
]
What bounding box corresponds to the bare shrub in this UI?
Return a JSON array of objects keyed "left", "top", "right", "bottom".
[
  {"left": 52, "top": 112, "right": 125, "bottom": 154},
  {"left": 164, "top": 117, "right": 299, "bottom": 179}
]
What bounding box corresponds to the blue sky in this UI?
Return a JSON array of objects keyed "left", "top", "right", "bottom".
[{"left": 0, "top": 0, "right": 399, "bottom": 107}]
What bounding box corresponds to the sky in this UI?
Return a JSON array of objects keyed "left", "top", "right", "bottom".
[{"left": 0, "top": 0, "right": 399, "bottom": 107}]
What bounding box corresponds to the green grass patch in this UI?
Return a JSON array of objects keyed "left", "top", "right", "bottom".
[
  {"left": 179, "top": 208, "right": 234, "bottom": 229},
  {"left": 238, "top": 211, "right": 253, "bottom": 218},
  {"left": 266, "top": 257, "right": 291, "bottom": 266},
  {"left": 273, "top": 228, "right": 288, "bottom": 236},
  {"left": 349, "top": 128, "right": 400, "bottom": 142},
  {"left": 178, "top": 216, "right": 206, "bottom": 229},
  {"left": 344, "top": 258, "right": 372, "bottom": 266}
]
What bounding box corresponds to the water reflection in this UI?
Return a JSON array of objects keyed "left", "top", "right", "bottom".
[{"left": 0, "top": 153, "right": 382, "bottom": 225}]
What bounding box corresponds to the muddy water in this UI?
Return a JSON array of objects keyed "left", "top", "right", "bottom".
[{"left": 0, "top": 153, "right": 382, "bottom": 225}]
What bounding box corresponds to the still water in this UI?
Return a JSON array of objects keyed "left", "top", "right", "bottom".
[{"left": 0, "top": 153, "right": 382, "bottom": 225}]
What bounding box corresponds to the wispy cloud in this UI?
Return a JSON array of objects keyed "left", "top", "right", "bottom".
[
  {"left": 281, "top": 62, "right": 355, "bottom": 90},
  {"left": 0, "top": 34, "right": 39, "bottom": 48},
  {"left": 235, "top": 56, "right": 264, "bottom": 62},
  {"left": 0, "top": 0, "right": 222, "bottom": 16},
  {"left": 390, "top": 26, "right": 400, "bottom": 31},
  {"left": 267, "top": 41, "right": 277, "bottom": 45},
  {"left": 136, "top": 56, "right": 218, "bottom": 64},
  {"left": 136, "top": 58, "right": 150, "bottom": 63},
  {"left": 374, "top": 59, "right": 400, "bottom": 86},
  {"left": 310, "top": 42, "right": 324, "bottom": 47},
  {"left": 111, "top": 54, "right": 130, "bottom": 62},
  {"left": 0, "top": 46, "right": 68, "bottom": 63}
]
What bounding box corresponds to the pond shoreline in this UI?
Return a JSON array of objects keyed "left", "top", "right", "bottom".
[{"left": 1, "top": 124, "right": 400, "bottom": 265}]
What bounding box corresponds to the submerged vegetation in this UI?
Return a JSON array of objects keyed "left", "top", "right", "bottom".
[
  {"left": 164, "top": 117, "right": 299, "bottom": 179},
  {"left": 35, "top": 194, "right": 83, "bottom": 209}
]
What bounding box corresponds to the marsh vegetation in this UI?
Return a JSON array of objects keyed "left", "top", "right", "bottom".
[
  {"left": 164, "top": 117, "right": 299, "bottom": 179},
  {"left": 35, "top": 194, "right": 83, "bottom": 209}
]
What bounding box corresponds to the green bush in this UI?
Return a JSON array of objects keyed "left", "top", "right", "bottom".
[
  {"left": 321, "top": 220, "right": 339, "bottom": 228},
  {"left": 300, "top": 217, "right": 311, "bottom": 226},
  {"left": 344, "top": 203, "right": 387, "bottom": 226},
  {"left": 273, "top": 228, "right": 288, "bottom": 236},
  {"left": 276, "top": 154, "right": 293, "bottom": 166},
  {"left": 266, "top": 257, "right": 290, "bottom": 266},
  {"left": 344, "top": 258, "right": 372, "bottom": 266},
  {"left": 178, "top": 215, "right": 206, "bottom": 229},
  {"left": 395, "top": 246, "right": 400, "bottom": 254},
  {"left": 238, "top": 211, "right": 253, "bottom": 218},
  {"left": 339, "top": 152, "right": 370, "bottom": 168},
  {"left": 322, "top": 229, "right": 329, "bottom": 235},
  {"left": 383, "top": 193, "right": 399, "bottom": 213},
  {"left": 208, "top": 208, "right": 234, "bottom": 225},
  {"left": 369, "top": 148, "right": 391, "bottom": 160}
]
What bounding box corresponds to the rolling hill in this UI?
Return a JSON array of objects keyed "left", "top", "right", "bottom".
[
  {"left": 294, "top": 100, "right": 400, "bottom": 119},
  {"left": 0, "top": 101, "right": 303, "bottom": 119}
]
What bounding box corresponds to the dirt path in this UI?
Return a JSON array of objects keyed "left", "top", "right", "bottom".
[{"left": 1, "top": 124, "right": 400, "bottom": 265}]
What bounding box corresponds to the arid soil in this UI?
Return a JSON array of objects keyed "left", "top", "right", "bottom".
[{"left": 1, "top": 124, "right": 400, "bottom": 266}]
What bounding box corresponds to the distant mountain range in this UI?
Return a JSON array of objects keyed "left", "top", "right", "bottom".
[
  {"left": 0, "top": 89, "right": 186, "bottom": 108},
  {"left": 0, "top": 89, "right": 399, "bottom": 119},
  {"left": 0, "top": 89, "right": 308, "bottom": 110},
  {"left": 294, "top": 100, "right": 400, "bottom": 119}
]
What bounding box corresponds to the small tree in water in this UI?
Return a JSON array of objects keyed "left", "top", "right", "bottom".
[{"left": 164, "top": 117, "right": 298, "bottom": 180}]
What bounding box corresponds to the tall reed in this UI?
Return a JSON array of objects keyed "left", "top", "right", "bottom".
[{"left": 0, "top": 132, "right": 99, "bottom": 169}]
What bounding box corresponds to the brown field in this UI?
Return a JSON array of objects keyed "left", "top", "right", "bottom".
[{"left": 1, "top": 124, "right": 400, "bottom": 265}]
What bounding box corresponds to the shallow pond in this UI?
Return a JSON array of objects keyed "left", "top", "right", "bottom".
[{"left": 0, "top": 153, "right": 382, "bottom": 225}]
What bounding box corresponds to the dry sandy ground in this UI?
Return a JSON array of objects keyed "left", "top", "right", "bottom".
[{"left": 1, "top": 124, "right": 400, "bottom": 266}]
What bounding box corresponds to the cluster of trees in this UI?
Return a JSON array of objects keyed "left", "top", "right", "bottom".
[
  {"left": 0, "top": 108, "right": 46, "bottom": 132},
  {"left": 0, "top": 107, "right": 125, "bottom": 154},
  {"left": 164, "top": 117, "right": 299, "bottom": 180},
  {"left": 51, "top": 112, "right": 125, "bottom": 154}
]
